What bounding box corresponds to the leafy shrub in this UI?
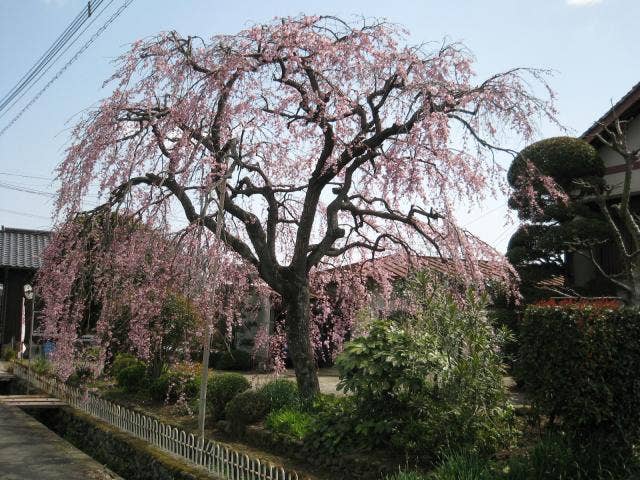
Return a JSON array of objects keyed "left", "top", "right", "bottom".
[
  {"left": 488, "top": 307, "right": 519, "bottom": 367},
  {"left": 149, "top": 369, "right": 196, "bottom": 403},
  {"left": 265, "top": 408, "right": 313, "bottom": 440},
  {"left": 224, "top": 389, "right": 269, "bottom": 427},
  {"left": 206, "top": 372, "right": 251, "bottom": 420},
  {"left": 258, "top": 379, "right": 300, "bottom": 412},
  {"left": 116, "top": 362, "right": 148, "bottom": 393},
  {"left": 1, "top": 346, "right": 16, "bottom": 361},
  {"left": 305, "top": 394, "right": 363, "bottom": 454},
  {"left": 518, "top": 306, "right": 640, "bottom": 451},
  {"left": 212, "top": 349, "right": 252, "bottom": 371},
  {"left": 110, "top": 353, "right": 140, "bottom": 378},
  {"left": 504, "top": 434, "right": 579, "bottom": 480},
  {"left": 501, "top": 433, "right": 639, "bottom": 480},
  {"left": 66, "top": 366, "right": 94, "bottom": 386},
  {"left": 428, "top": 451, "right": 494, "bottom": 480},
  {"left": 148, "top": 293, "right": 200, "bottom": 378},
  {"left": 384, "top": 472, "right": 428, "bottom": 480},
  {"left": 327, "top": 275, "right": 514, "bottom": 463},
  {"left": 32, "top": 357, "right": 52, "bottom": 375}
]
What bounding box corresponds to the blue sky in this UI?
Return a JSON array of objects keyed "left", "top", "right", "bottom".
[{"left": 0, "top": 0, "right": 637, "bottom": 251}]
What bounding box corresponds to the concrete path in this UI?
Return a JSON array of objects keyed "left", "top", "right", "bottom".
[{"left": 0, "top": 403, "right": 122, "bottom": 480}]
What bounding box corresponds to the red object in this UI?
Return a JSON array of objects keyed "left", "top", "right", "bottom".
[{"left": 533, "top": 297, "right": 623, "bottom": 309}]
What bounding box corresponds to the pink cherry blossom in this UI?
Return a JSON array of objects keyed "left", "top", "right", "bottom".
[{"left": 41, "top": 16, "right": 557, "bottom": 395}]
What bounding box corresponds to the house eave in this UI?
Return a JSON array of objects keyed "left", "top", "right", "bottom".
[{"left": 581, "top": 81, "right": 640, "bottom": 146}]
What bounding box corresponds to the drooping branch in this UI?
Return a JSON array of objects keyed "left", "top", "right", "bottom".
[{"left": 47, "top": 15, "right": 559, "bottom": 392}]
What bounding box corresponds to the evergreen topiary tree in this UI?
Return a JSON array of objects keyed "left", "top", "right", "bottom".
[{"left": 506, "top": 137, "right": 610, "bottom": 300}]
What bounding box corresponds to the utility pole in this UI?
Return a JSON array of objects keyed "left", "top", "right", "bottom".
[
  {"left": 197, "top": 151, "right": 233, "bottom": 439},
  {"left": 24, "top": 284, "right": 34, "bottom": 395}
]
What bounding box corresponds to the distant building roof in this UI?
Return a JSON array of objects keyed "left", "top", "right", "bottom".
[
  {"left": 327, "top": 253, "right": 506, "bottom": 282},
  {"left": 582, "top": 81, "right": 640, "bottom": 144},
  {"left": 0, "top": 227, "right": 51, "bottom": 269}
]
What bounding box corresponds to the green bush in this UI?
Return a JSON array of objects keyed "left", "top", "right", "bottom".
[
  {"left": 325, "top": 275, "right": 514, "bottom": 463},
  {"left": 501, "top": 433, "right": 639, "bottom": 480},
  {"left": 206, "top": 372, "right": 251, "bottom": 420},
  {"left": 518, "top": 306, "right": 640, "bottom": 451},
  {"left": 116, "top": 362, "right": 148, "bottom": 393},
  {"left": 110, "top": 353, "right": 140, "bottom": 378},
  {"left": 212, "top": 349, "right": 252, "bottom": 371},
  {"left": 385, "top": 472, "right": 428, "bottom": 480},
  {"left": 33, "top": 357, "right": 52, "bottom": 375},
  {"left": 66, "top": 366, "right": 94, "bottom": 386},
  {"left": 1, "top": 346, "right": 16, "bottom": 361},
  {"left": 428, "top": 451, "right": 494, "bottom": 480},
  {"left": 148, "top": 293, "right": 200, "bottom": 379},
  {"left": 488, "top": 307, "right": 519, "bottom": 367},
  {"left": 224, "top": 389, "right": 269, "bottom": 427},
  {"left": 149, "top": 369, "right": 196, "bottom": 403},
  {"left": 504, "top": 434, "right": 579, "bottom": 480},
  {"left": 305, "top": 394, "right": 362, "bottom": 454},
  {"left": 265, "top": 408, "right": 313, "bottom": 440},
  {"left": 258, "top": 379, "right": 300, "bottom": 412}
]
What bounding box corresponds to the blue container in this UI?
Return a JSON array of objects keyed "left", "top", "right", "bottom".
[{"left": 43, "top": 341, "right": 55, "bottom": 358}]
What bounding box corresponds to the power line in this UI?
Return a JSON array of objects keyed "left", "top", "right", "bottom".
[
  {"left": 0, "top": 171, "right": 54, "bottom": 181},
  {"left": 0, "top": 180, "right": 56, "bottom": 197},
  {"left": 0, "top": 208, "right": 51, "bottom": 221},
  {"left": 0, "top": 0, "right": 135, "bottom": 138},
  {"left": 0, "top": 0, "right": 108, "bottom": 114},
  {"left": 0, "top": 0, "right": 115, "bottom": 121},
  {"left": 462, "top": 201, "right": 508, "bottom": 228}
]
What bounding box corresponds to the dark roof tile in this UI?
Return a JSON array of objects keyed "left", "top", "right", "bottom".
[{"left": 0, "top": 227, "right": 51, "bottom": 269}]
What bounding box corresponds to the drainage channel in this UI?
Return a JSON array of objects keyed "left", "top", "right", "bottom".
[
  {"left": 0, "top": 401, "right": 122, "bottom": 480},
  {"left": 0, "top": 375, "right": 121, "bottom": 479},
  {"left": 0, "top": 374, "right": 220, "bottom": 480}
]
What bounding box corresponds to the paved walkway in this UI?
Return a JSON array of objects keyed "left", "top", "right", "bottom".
[{"left": 0, "top": 403, "right": 122, "bottom": 480}]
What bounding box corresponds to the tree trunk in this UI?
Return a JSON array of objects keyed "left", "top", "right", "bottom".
[{"left": 283, "top": 284, "right": 320, "bottom": 400}]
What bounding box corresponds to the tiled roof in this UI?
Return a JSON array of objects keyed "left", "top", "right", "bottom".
[
  {"left": 0, "top": 227, "right": 51, "bottom": 269},
  {"left": 327, "top": 253, "right": 506, "bottom": 281},
  {"left": 582, "top": 81, "right": 640, "bottom": 143}
]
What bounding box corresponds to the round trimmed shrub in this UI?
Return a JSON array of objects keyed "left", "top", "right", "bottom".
[
  {"left": 258, "top": 379, "right": 300, "bottom": 412},
  {"left": 207, "top": 372, "right": 251, "bottom": 420},
  {"left": 507, "top": 136, "right": 603, "bottom": 188},
  {"left": 224, "top": 389, "right": 269, "bottom": 427},
  {"left": 111, "top": 353, "right": 140, "bottom": 378},
  {"left": 116, "top": 362, "right": 148, "bottom": 393}
]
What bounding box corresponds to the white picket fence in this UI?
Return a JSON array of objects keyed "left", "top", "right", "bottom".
[{"left": 12, "top": 363, "right": 302, "bottom": 480}]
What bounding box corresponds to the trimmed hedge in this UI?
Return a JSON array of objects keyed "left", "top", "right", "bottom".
[{"left": 518, "top": 305, "right": 640, "bottom": 449}]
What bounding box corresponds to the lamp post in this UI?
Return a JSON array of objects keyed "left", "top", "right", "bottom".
[{"left": 24, "top": 284, "right": 34, "bottom": 394}]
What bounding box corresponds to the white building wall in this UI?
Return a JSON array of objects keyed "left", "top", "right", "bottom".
[
  {"left": 600, "top": 115, "right": 640, "bottom": 196},
  {"left": 570, "top": 116, "right": 640, "bottom": 290}
]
